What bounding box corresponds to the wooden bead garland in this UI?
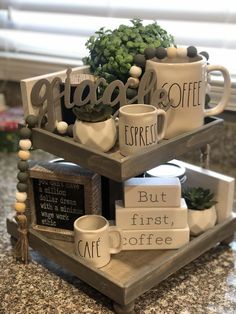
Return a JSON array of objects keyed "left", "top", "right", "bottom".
[{"left": 14, "top": 114, "right": 38, "bottom": 264}]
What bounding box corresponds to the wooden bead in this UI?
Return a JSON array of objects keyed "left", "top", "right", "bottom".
[
  {"left": 144, "top": 47, "right": 156, "bottom": 60},
  {"left": 56, "top": 121, "right": 68, "bottom": 134},
  {"left": 67, "top": 124, "right": 74, "bottom": 137},
  {"left": 17, "top": 171, "right": 29, "bottom": 182},
  {"left": 18, "top": 150, "right": 31, "bottom": 161},
  {"left": 200, "top": 51, "right": 209, "bottom": 61},
  {"left": 17, "top": 161, "right": 29, "bottom": 171},
  {"left": 41, "top": 115, "right": 48, "bottom": 127},
  {"left": 187, "top": 46, "right": 198, "bottom": 57},
  {"left": 127, "top": 77, "right": 139, "bottom": 88},
  {"left": 14, "top": 202, "right": 26, "bottom": 213},
  {"left": 19, "top": 139, "right": 32, "bottom": 150},
  {"left": 25, "top": 115, "right": 38, "bottom": 128},
  {"left": 17, "top": 182, "right": 28, "bottom": 192},
  {"left": 126, "top": 88, "right": 138, "bottom": 99},
  {"left": 167, "top": 47, "right": 177, "bottom": 58},
  {"left": 133, "top": 54, "right": 146, "bottom": 68},
  {"left": 129, "top": 65, "right": 142, "bottom": 78},
  {"left": 155, "top": 47, "right": 167, "bottom": 59},
  {"left": 16, "top": 191, "right": 27, "bottom": 202},
  {"left": 19, "top": 127, "right": 32, "bottom": 139},
  {"left": 177, "top": 47, "right": 187, "bottom": 58}
]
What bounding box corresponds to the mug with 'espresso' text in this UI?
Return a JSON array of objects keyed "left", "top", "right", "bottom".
[
  {"left": 119, "top": 104, "right": 167, "bottom": 156},
  {"left": 146, "top": 56, "right": 231, "bottom": 139}
]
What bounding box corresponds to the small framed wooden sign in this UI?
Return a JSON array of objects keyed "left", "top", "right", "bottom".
[{"left": 28, "top": 160, "right": 101, "bottom": 241}]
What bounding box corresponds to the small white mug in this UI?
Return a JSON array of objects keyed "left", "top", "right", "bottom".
[
  {"left": 74, "top": 215, "right": 122, "bottom": 268},
  {"left": 146, "top": 56, "right": 231, "bottom": 139},
  {"left": 119, "top": 104, "right": 167, "bottom": 156}
]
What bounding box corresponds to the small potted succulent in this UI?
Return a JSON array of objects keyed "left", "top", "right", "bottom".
[
  {"left": 182, "top": 187, "right": 217, "bottom": 236},
  {"left": 72, "top": 102, "right": 117, "bottom": 152}
]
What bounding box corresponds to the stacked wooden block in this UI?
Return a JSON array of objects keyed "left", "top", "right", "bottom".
[{"left": 116, "top": 177, "right": 190, "bottom": 250}]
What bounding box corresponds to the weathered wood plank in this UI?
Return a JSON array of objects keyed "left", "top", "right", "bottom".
[
  {"left": 6, "top": 213, "right": 125, "bottom": 304},
  {"left": 120, "top": 117, "right": 224, "bottom": 180},
  {"left": 6, "top": 213, "right": 236, "bottom": 306},
  {"left": 31, "top": 117, "right": 224, "bottom": 182}
]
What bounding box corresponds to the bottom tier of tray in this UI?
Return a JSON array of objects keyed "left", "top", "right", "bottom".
[{"left": 6, "top": 213, "right": 236, "bottom": 314}]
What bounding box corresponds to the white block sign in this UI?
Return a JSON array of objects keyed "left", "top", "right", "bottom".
[
  {"left": 172, "top": 159, "right": 235, "bottom": 223},
  {"left": 124, "top": 177, "right": 181, "bottom": 208},
  {"left": 122, "top": 227, "right": 189, "bottom": 250},
  {"left": 116, "top": 199, "right": 188, "bottom": 230}
]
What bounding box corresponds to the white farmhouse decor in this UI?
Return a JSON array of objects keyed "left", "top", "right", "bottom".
[
  {"left": 115, "top": 199, "right": 188, "bottom": 230},
  {"left": 124, "top": 177, "right": 181, "bottom": 208},
  {"left": 188, "top": 206, "right": 217, "bottom": 236},
  {"left": 122, "top": 227, "right": 190, "bottom": 250}
]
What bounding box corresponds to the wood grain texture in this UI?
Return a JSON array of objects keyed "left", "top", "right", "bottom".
[
  {"left": 31, "top": 117, "right": 224, "bottom": 182},
  {"left": 20, "top": 66, "right": 90, "bottom": 118},
  {"left": 6, "top": 213, "right": 236, "bottom": 306}
]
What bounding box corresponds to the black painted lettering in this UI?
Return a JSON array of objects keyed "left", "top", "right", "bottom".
[
  {"left": 138, "top": 234, "right": 145, "bottom": 245},
  {"left": 155, "top": 237, "right": 163, "bottom": 245},
  {"left": 138, "top": 191, "right": 148, "bottom": 202},
  {"left": 198, "top": 81, "right": 202, "bottom": 105},
  {"left": 161, "top": 192, "right": 167, "bottom": 202},
  {"left": 125, "top": 125, "right": 129, "bottom": 145},
  {"left": 129, "top": 237, "right": 138, "bottom": 245},
  {"left": 147, "top": 234, "right": 154, "bottom": 245},
  {"left": 154, "top": 217, "right": 162, "bottom": 225},
  {"left": 165, "top": 237, "right": 172, "bottom": 245},
  {"left": 163, "top": 215, "right": 169, "bottom": 225},
  {"left": 129, "top": 126, "right": 134, "bottom": 146}
]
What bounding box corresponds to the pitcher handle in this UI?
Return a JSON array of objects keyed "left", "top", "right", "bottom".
[{"left": 204, "top": 65, "right": 231, "bottom": 117}]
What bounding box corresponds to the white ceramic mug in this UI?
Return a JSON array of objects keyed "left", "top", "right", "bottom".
[
  {"left": 74, "top": 215, "right": 122, "bottom": 268},
  {"left": 146, "top": 56, "right": 231, "bottom": 139},
  {"left": 119, "top": 104, "right": 167, "bottom": 156}
]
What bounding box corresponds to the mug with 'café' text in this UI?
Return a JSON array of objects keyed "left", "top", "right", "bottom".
[
  {"left": 74, "top": 215, "right": 123, "bottom": 268},
  {"left": 146, "top": 56, "right": 231, "bottom": 139}
]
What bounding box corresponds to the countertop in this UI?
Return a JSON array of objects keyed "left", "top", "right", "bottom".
[{"left": 1, "top": 151, "right": 236, "bottom": 314}]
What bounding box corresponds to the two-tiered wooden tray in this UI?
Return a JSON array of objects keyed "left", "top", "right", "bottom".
[{"left": 7, "top": 117, "right": 236, "bottom": 313}]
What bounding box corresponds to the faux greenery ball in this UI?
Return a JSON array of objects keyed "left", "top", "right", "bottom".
[{"left": 83, "top": 19, "right": 174, "bottom": 83}]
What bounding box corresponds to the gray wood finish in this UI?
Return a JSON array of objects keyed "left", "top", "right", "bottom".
[
  {"left": 7, "top": 213, "right": 236, "bottom": 307},
  {"left": 32, "top": 117, "right": 223, "bottom": 182}
]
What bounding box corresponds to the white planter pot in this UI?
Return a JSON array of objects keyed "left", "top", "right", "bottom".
[
  {"left": 73, "top": 117, "right": 117, "bottom": 152},
  {"left": 188, "top": 206, "right": 217, "bottom": 236}
]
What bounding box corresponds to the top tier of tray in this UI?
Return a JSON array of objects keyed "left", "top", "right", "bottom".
[{"left": 31, "top": 116, "right": 223, "bottom": 182}]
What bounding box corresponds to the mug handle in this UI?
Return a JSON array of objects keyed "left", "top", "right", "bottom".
[
  {"left": 204, "top": 65, "right": 231, "bottom": 117},
  {"left": 108, "top": 226, "right": 123, "bottom": 254},
  {"left": 156, "top": 108, "right": 167, "bottom": 141}
]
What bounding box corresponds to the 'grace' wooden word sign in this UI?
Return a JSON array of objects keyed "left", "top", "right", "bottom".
[{"left": 29, "top": 67, "right": 173, "bottom": 131}]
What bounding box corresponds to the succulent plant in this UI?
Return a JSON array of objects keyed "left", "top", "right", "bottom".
[
  {"left": 83, "top": 19, "right": 174, "bottom": 83},
  {"left": 72, "top": 103, "right": 113, "bottom": 123},
  {"left": 182, "top": 187, "right": 217, "bottom": 210}
]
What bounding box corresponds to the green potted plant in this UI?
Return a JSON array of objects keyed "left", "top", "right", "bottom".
[
  {"left": 83, "top": 19, "right": 174, "bottom": 84},
  {"left": 72, "top": 102, "right": 117, "bottom": 152},
  {"left": 182, "top": 187, "right": 217, "bottom": 236}
]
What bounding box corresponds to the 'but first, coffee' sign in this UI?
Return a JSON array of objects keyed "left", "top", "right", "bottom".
[{"left": 124, "top": 177, "right": 181, "bottom": 208}]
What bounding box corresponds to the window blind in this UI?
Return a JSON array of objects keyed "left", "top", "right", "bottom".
[{"left": 0, "top": 0, "right": 236, "bottom": 110}]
